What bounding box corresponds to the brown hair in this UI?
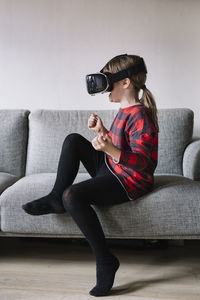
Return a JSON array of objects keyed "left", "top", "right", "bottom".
[{"left": 102, "top": 54, "right": 159, "bottom": 133}]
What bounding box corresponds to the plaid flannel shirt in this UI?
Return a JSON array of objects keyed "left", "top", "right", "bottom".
[{"left": 105, "top": 104, "right": 158, "bottom": 200}]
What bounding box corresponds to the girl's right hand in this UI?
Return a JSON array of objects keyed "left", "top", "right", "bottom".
[{"left": 88, "top": 114, "right": 104, "bottom": 134}]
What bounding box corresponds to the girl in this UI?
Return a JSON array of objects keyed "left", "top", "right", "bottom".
[{"left": 22, "top": 54, "right": 159, "bottom": 297}]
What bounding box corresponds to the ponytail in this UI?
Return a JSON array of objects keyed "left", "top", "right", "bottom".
[{"left": 140, "top": 86, "right": 159, "bottom": 133}]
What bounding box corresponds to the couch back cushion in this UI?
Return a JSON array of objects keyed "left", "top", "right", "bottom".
[
  {"left": 25, "top": 108, "right": 193, "bottom": 176},
  {"left": 25, "top": 110, "right": 117, "bottom": 175},
  {"left": 155, "top": 108, "right": 193, "bottom": 175},
  {"left": 0, "top": 110, "right": 30, "bottom": 177}
]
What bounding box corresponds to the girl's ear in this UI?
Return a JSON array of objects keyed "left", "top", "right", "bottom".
[{"left": 122, "top": 78, "right": 131, "bottom": 89}]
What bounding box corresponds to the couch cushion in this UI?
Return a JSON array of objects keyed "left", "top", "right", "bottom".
[
  {"left": 0, "top": 172, "right": 19, "bottom": 195},
  {"left": 155, "top": 108, "right": 193, "bottom": 175},
  {"left": 25, "top": 110, "right": 117, "bottom": 175},
  {"left": 25, "top": 108, "right": 193, "bottom": 176},
  {"left": 0, "top": 172, "right": 19, "bottom": 230},
  {"left": 0, "top": 172, "right": 91, "bottom": 234},
  {"left": 0, "top": 109, "right": 30, "bottom": 178},
  {"left": 1, "top": 174, "right": 200, "bottom": 237}
]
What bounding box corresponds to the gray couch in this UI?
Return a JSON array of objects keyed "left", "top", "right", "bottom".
[{"left": 0, "top": 108, "right": 200, "bottom": 240}]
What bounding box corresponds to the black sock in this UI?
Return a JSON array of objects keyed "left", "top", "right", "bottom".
[
  {"left": 22, "top": 190, "right": 65, "bottom": 215},
  {"left": 89, "top": 253, "right": 120, "bottom": 297}
]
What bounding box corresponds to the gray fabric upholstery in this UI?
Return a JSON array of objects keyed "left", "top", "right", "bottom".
[
  {"left": 0, "top": 172, "right": 19, "bottom": 229},
  {"left": 0, "top": 173, "right": 19, "bottom": 195},
  {"left": 0, "top": 172, "right": 90, "bottom": 234},
  {"left": 0, "top": 110, "right": 30, "bottom": 178},
  {"left": 1, "top": 174, "right": 200, "bottom": 237},
  {"left": 155, "top": 108, "right": 194, "bottom": 175},
  {"left": 183, "top": 139, "right": 200, "bottom": 180},
  {"left": 25, "top": 110, "right": 117, "bottom": 175},
  {"left": 94, "top": 174, "right": 200, "bottom": 237},
  {"left": 25, "top": 108, "right": 194, "bottom": 176}
]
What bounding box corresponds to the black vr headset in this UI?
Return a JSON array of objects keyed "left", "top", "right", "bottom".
[{"left": 86, "top": 55, "right": 147, "bottom": 95}]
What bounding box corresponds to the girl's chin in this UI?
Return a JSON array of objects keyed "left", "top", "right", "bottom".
[
  {"left": 109, "top": 95, "right": 118, "bottom": 102},
  {"left": 109, "top": 99, "right": 120, "bottom": 103}
]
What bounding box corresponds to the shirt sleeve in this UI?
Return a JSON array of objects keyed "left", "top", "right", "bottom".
[{"left": 118, "top": 109, "right": 156, "bottom": 171}]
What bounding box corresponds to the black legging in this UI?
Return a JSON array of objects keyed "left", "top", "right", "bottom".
[{"left": 52, "top": 133, "right": 130, "bottom": 260}]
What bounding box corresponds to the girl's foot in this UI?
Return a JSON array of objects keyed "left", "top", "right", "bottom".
[
  {"left": 22, "top": 191, "right": 65, "bottom": 215},
  {"left": 89, "top": 254, "right": 120, "bottom": 297}
]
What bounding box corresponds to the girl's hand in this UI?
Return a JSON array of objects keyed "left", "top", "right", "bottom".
[
  {"left": 91, "top": 133, "right": 114, "bottom": 153},
  {"left": 88, "top": 114, "right": 104, "bottom": 134}
]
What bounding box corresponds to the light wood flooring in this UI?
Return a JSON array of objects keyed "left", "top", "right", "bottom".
[{"left": 0, "top": 237, "right": 200, "bottom": 300}]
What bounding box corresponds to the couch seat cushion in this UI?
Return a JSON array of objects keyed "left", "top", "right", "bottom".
[
  {"left": 1, "top": 174, "right": 200, "bottom": 238},
  {"left": 0, "top": 172, "right": 90, "bottom": 235},
  {"left": 0, "top": 172, "right": 19, "bottom": 230}
]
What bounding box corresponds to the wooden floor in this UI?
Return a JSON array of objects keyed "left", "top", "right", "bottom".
[{"left": 0, "top": 237, "right": 200, "bottom": 300}]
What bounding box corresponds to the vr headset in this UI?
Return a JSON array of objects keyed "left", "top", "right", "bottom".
[{"left": 86, "top": 55, "right": 147, "bottom": 95}]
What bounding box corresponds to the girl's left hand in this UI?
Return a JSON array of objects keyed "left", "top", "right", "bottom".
[{"left": 91, "top": 133, "right": 113, "bottom": 153}]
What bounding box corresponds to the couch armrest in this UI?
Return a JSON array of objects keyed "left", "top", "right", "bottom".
[{"left": 183, "top": 138, "right": 200, "bottom": 180}]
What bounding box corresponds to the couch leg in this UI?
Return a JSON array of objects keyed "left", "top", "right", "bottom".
[
  {"left": 144, "top": 239, "right": 185, "bottom": 249},
  {"left": 168, "top": 239, "right": 185, "bottom": 246},
  {"left": 143, "top": 239, "right": 168, "bottom": 249}
]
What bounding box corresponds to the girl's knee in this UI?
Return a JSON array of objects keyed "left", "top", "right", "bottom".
[
  {"left": 61, "top": 133, "right": 83, "bottom": 152},
  {"left": 62, "top": 186, "right": 72, "bottom": 208},
  {"left": 64, "top": 133, "right": 83, "bottom": 145},
  {"left": 62, "top": 186, "right": 80, "bottom": 210}
]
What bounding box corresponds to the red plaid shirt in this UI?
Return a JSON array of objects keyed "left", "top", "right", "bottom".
[{"left": 104, "top": 104, "right": 158, "bottom": 200}]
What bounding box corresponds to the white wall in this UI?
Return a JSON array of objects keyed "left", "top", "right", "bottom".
[{"left": 0, "top": 0, "right": 200, "bottom": 136}]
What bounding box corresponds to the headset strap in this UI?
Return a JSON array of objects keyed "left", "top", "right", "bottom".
[{"left": 100, "top": 58, "right": 147, "bottom": 83}]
